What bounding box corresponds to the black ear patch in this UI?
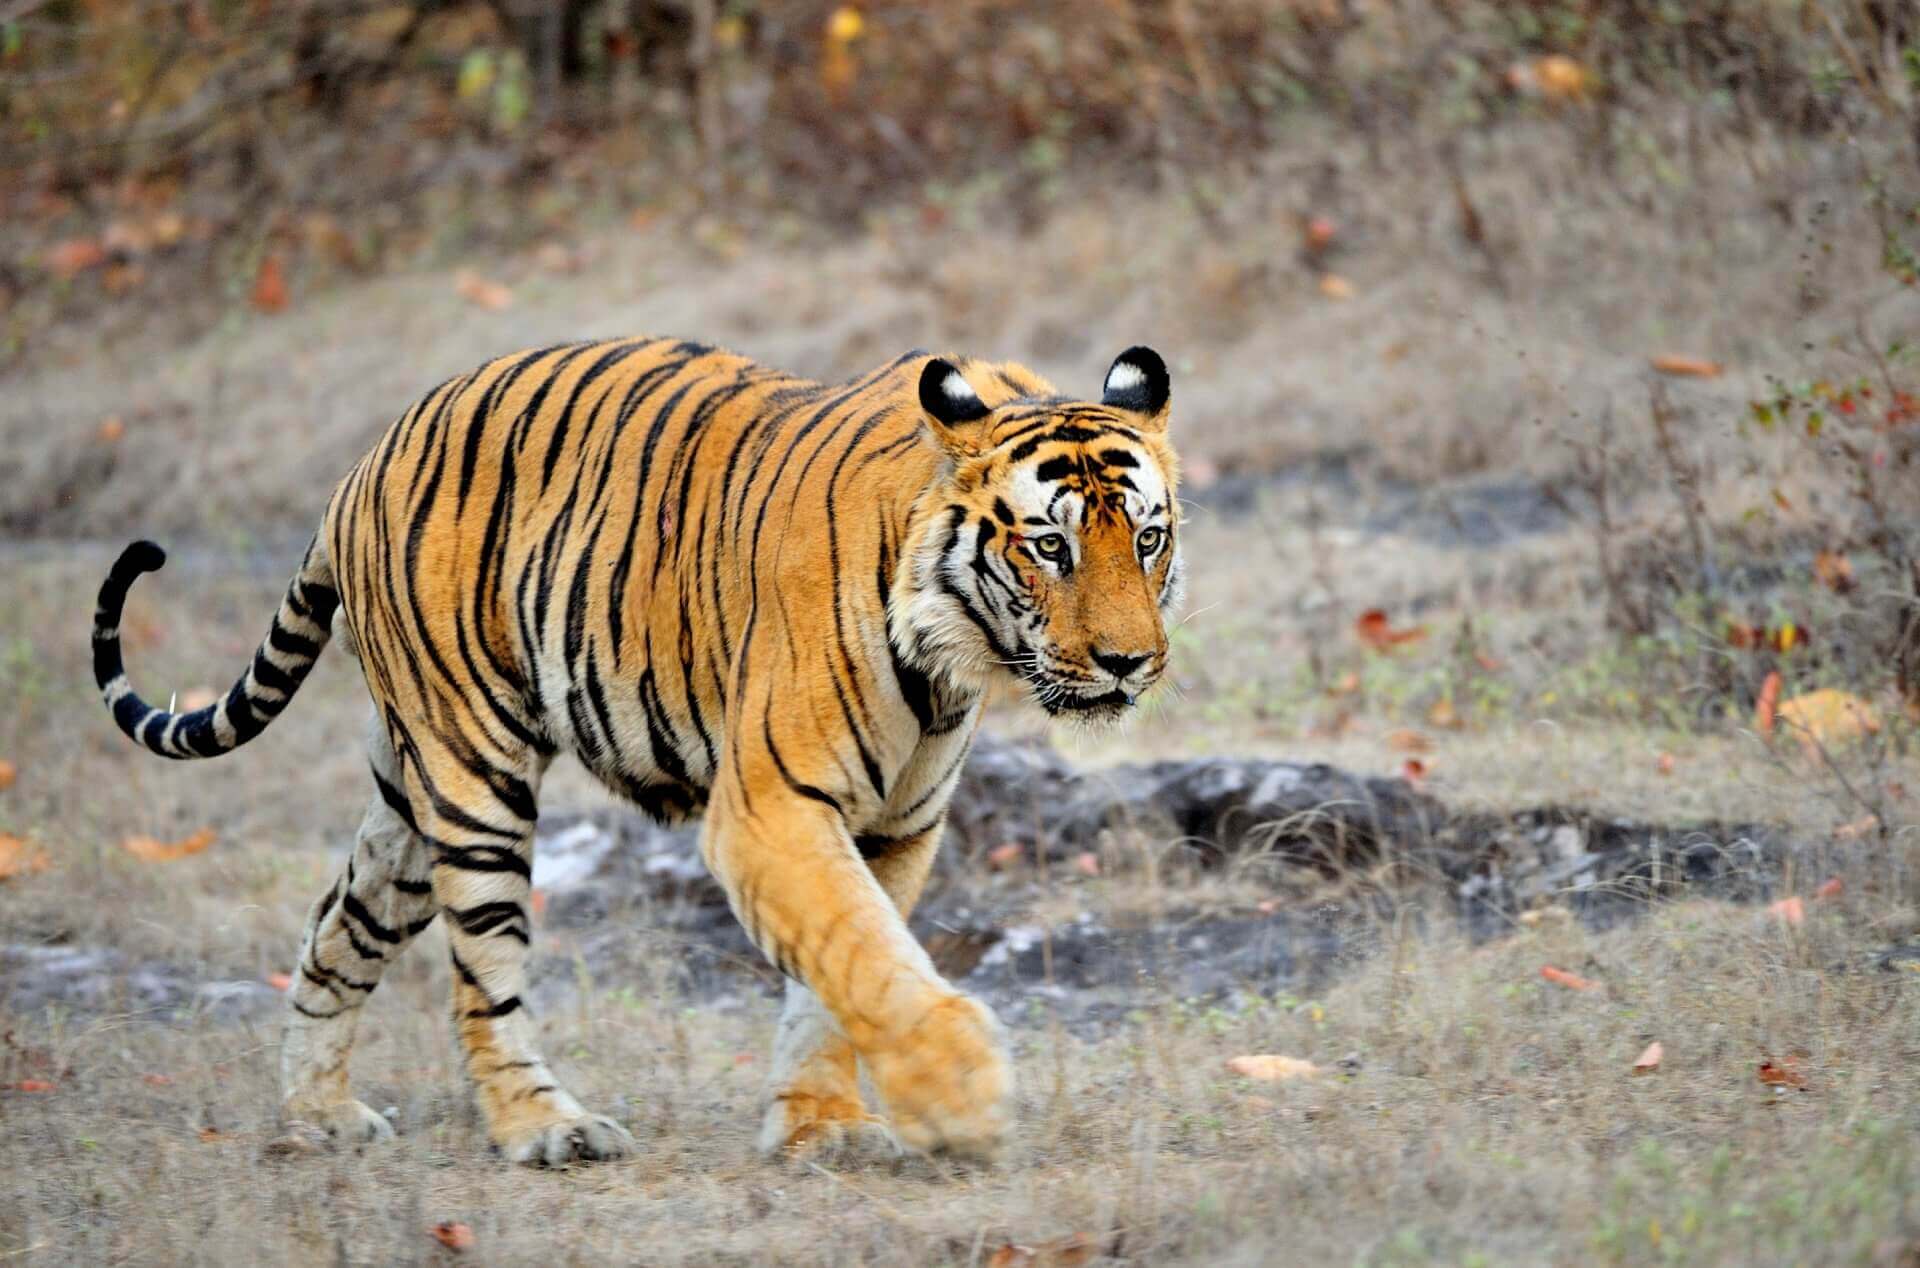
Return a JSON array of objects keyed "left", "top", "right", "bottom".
[
  {"left": 919, "top": 358, "right": 992, "bottom": 427},
  {"left": 1101, "top": 346, "right": 1170, "bottom": 417}
]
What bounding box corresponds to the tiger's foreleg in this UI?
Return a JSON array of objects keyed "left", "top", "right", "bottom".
[
  {"left": 757, "top": 824, "right": 945, "bottom": 1161},
  {"left": 706, "top": 792, "right": 1010, "bottom": 1160},
  {"left": 281, "top": 718, "right": 438, "bottom": 1143}
]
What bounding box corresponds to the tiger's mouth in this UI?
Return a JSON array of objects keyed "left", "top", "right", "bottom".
[{"left": 1017, "top": 665, "right": 1140, "bottom": 720}]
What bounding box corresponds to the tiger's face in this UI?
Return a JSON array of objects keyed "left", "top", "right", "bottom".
[{"left": 896, "top": 347, "right": 1183, "bottom": 725}]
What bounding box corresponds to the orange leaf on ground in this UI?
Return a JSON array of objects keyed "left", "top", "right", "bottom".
[
  {"left": 1225, "top": 1054, "right": 1323, "bottom": 1082},
  {"left": 1815, "top": 876, "right": 1844, "bottom": 901},
  {"left": 1303, "top": 216, "right": 1337, "bottom": 253},
  {"left": 1474, "top": 651, "right": 1505, "bottom": 673},
  {"left": 1632, "top": 1041, "right": 1663, "bottom": 1075},
  {"left": 1540, "top": 965, "right": 1599, "bottom": 992},
  {"left": 1400, "top": 757, "right": 1428, "bottom": 785},
  {"left": 1328, "top": 670, "right": 1361, "bottom": 696},
  {"left": 1755, "top": 671, "right": 1781, "bottom": 738},
  {"left": 1834, "top": 814, "right": 1879, "bottom": 840},
  {"left": 1071, "top": 851, "right": 1100, "bottom": 878},
  {"left": 1656, "top": 752, "right": 1676, "bottom": 776},
  {"left": 1427, "top": 697, "right": 1462, "bottom": 730},
  {"left": 1757, "top": 1056, "right": 1808, "bottom": 1090},
  {"left": 1356, "top": 609, "right": 1427, "bottom": 651},
  {"left": 97, "top": 415, "right": 126, "bottom": 443},
  {"left": 1650, "top": 354, "right": 1723, "bottom": 378},
  {"left": 1777, "top": 689, "right": 1879, "bottom": 753},
  {"left": 265, "top": 971, "right": 293, "bottom": 992},
  {"left": 7, "top": 1079, "right": 55, "bottom": 1093},
  {"left": 0, "top": 835, "right": 51, "bottom": 881},
  {"left": 198, "top": 1127, "right": 231, "bottom": 1143},
  {"left": 250, "top": 254, "right": 289, "bottom": 313},
  {"left": 1317, "top": 273, "right": 1354, "bottom": 300},
  {"left": 0, "top": 757, "right": 15, "bottom": 790},
  {"left": 47, "top": 237, "right": 107, "bottom": 277},
  {"left": 1384, "top": 728, "right": 1432, "bottom": 753},
  {"left": 1767, "top": 896, "right": 1805, "bottom": 926},
  {"left": 528, "top": 888, "right": 548, "bottom": 919},
  {"left": 986, "top": 1234, "right": 1096, "bottom": 1268},
  {"left": 142, "top": 1073, "right": 173, "bottom": 1087},
  {"left": 430, "top": 1222, "right": 476, "bottom": 1252},
  {"left": 455, "top": 271, "right": 513, "bottom": 311},
  {"left": 986, "top": 842, "right": 1025, "bottom": 870},
  {"left": 1813, "top": 550, "right": 1856, "bottom": 593},
  {"left": 121, "top": 827, "right": 216, "bottom": 863}
]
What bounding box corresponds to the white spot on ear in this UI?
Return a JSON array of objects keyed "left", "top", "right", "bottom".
[
  {"left": 1105, "top": 361, "right": 1145, "bottom": 394},
  {"left": 942, "top": 371, "right": 978, "bottom": 403}
]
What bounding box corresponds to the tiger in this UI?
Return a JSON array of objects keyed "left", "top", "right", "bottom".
[{"left": 91, "top": 336, "right": 1182, "bottom": 1167}]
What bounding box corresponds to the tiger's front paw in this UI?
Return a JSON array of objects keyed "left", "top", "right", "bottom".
[
  {"left": 498, "top": 1112, "right": 636, "bottom": 1168},
  {"left": 865, "top": 993, "right": 1012, "bottom": 1160},
  {"left": 759, "top": 1090, "right": 903, "bottom": 1166}
]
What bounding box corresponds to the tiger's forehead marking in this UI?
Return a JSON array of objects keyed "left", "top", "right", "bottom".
[{"left": 991, "top": 413, "right": 1170, "bottom": 531}]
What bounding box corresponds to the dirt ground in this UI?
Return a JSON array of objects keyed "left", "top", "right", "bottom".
[{"left": 4, "top": 119, "right": 1920, "bottom": 1264}]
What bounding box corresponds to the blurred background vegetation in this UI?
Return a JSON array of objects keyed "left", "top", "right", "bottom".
[{"left": 5, "top": 1, "right": 1917, "bottom": 356}]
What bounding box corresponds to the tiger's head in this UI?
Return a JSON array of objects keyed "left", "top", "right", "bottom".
[{"left": 893, "top": 346, "right": 1183, "bottom": 726}]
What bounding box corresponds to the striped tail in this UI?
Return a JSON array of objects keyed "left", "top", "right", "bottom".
[{"left": 92, "top": 537, "right": 339, "bottom": 760}]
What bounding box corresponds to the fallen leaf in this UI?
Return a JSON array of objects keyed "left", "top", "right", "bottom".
[
  {"left": 1518, "top": 907, "right": 1570, "bottom": 928},
  {"left": 198, "top": 1126, "right": 231, "bottom": 1143},
  {"left": 429, "top": 1222, "right": 476, "bottom": 1252},
  {"left": 1650, "top": 354, "right": 1723, "bottom": 378},
  {"left": 1426, "top": 697, "right": 1462, "bottom": 730},
  {"left": 265, "top": 971, "right": 293, "bottom": 992},
  {"left": 1755, "top": 671, "right": 1781, "bottom": 739},
  {"left": 1256, "top": 898, "right": 1282, "bottom": 915},
  {"left": 1226, "top": 1054, "right": 1323, "bottom": 1082},
  {"left": 1813, "top": 550, "right": 1856, "bottom": 593},
  {"left": 1533, "top": 53, "right": 1591, "bottom": 102},
  {"left": 122, "top": 827, "right": 216, "bottom": 863},
  {"left": 1777, "top": 689, "right": 1879, "bottom": 753},
  {"left": 0, "top": 834, "right": 51, "bottom": 881},
  {"left": 0, "top": 757, "right": 15, "bottom": 790},
  {"left": 47, "top": 237, "right": 107, "bottom": 277},
  {"left": 1539, "top": 965, "right": 1599, "bottom": 992},
  {"left": 142, "top": 1073, "right": 173, "bottom": 1087},
  {"left": 987, "top": 1234, "right": 1096, "bottom": 1268},
  {"left": 1384, "top": 728, "right": 1431, "bottom": 753},
  {"left": 533, "top": 242, "right": 580, "bottom": 274},
  {"left": 1767, "top": 896, "right": 1805, "bottom": 927},
  {"left": 1400, "top": 757, "right": 1428, "bottom": 784},
  {"left": 96, "top": 415, "right": 126, "bottom": 444},
  {"left": 1757, "top": 1056, "right": 1808, "bottom": 1090},
  {"left": 1327, "top": 670, "right": 1361, "bottom": 696},
  {"left": 1655, "top": 752, "right": 1676, "bottom": 776},
  {"left": 1727, "top": 622, "right": 1763, "bottom": 650},
  {"left": 1356, "top": 609, "right": 1427, "bottom": 651},
  {"left": 176, "top": 685, "right": 219, "bottom": 712},
  {"left": 1071, "top": 851, "right": 1100, "bottom": 878},
  {"left": 6, "top": 1079, "right": 55, "bottom": 1093},
  {"left": 250, "top": 254, "right": 289, "bottom": 313},
  {"left": 986, "top": 842, "right": 1025, "bottom": 870},
  {"left": 1317, "top": 273, "right": 1354, "bottom": 300},
  {"left": 1303, "top": 216, "right": 1337, "bottom": 253},
  {"left": 1632, "top": 1041, "right": 1663, "bottom": 1075},
  {"left": 1834, "top": 814, "right": 1879, "bottom": 841},
  {"left": 1815, "top": 876, "right": 1844, "bottom": 901},
  {"left": 528, "top": 888, "right": 548, "bottom": 919},
  {"left": 1243, "top": 1094, "right": 1278, "bottom": 1111},
  {"left": 1474, "top": 651, "right": 1505, "bottom": 673},
  {"left": 454, "top": 270, "right": 513, "bottom": 311}
]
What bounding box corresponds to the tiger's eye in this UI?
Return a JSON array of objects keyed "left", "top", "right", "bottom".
[
  {"left": 1032, "top": 534, "right": 1067, "bottom": 560},
  {"left": 1137, "top": 527, "right": 1164, "bottom": 555}
]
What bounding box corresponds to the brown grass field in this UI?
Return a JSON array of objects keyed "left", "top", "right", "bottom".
[{"left": 6, "top": 29, "right": 1920, "bottom": 1261}]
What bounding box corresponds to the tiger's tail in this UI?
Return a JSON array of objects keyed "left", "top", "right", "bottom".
[{"left": 92, "top": 536, "right": 339, "bottom": 760}]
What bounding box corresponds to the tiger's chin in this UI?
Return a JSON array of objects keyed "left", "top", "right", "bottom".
[{"left": 1029, "top": 684, "right": 1140, "bottom": 729}]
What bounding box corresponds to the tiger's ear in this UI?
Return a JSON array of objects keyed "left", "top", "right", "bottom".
[
  {"left": 1101, "top": 345, "right": 1171, "bottom": 432},
  {"left": 918, "top": 358, "right": 993, "bottom": 456}
]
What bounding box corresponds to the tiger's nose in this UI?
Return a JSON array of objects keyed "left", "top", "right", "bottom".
[{"left": 1091, "top": 648, "right": 1151, "bottom": 680}]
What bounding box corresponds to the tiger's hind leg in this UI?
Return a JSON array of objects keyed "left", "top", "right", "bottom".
[
  {"left": 404, "top": 725, "right": 636, "bottom": 1167},
  {"left": 758, "top": 825, "right": 945, "bottom": 1162},
  {"left": 281, "top": 717, "right": 438, "bottom": 1143}
]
